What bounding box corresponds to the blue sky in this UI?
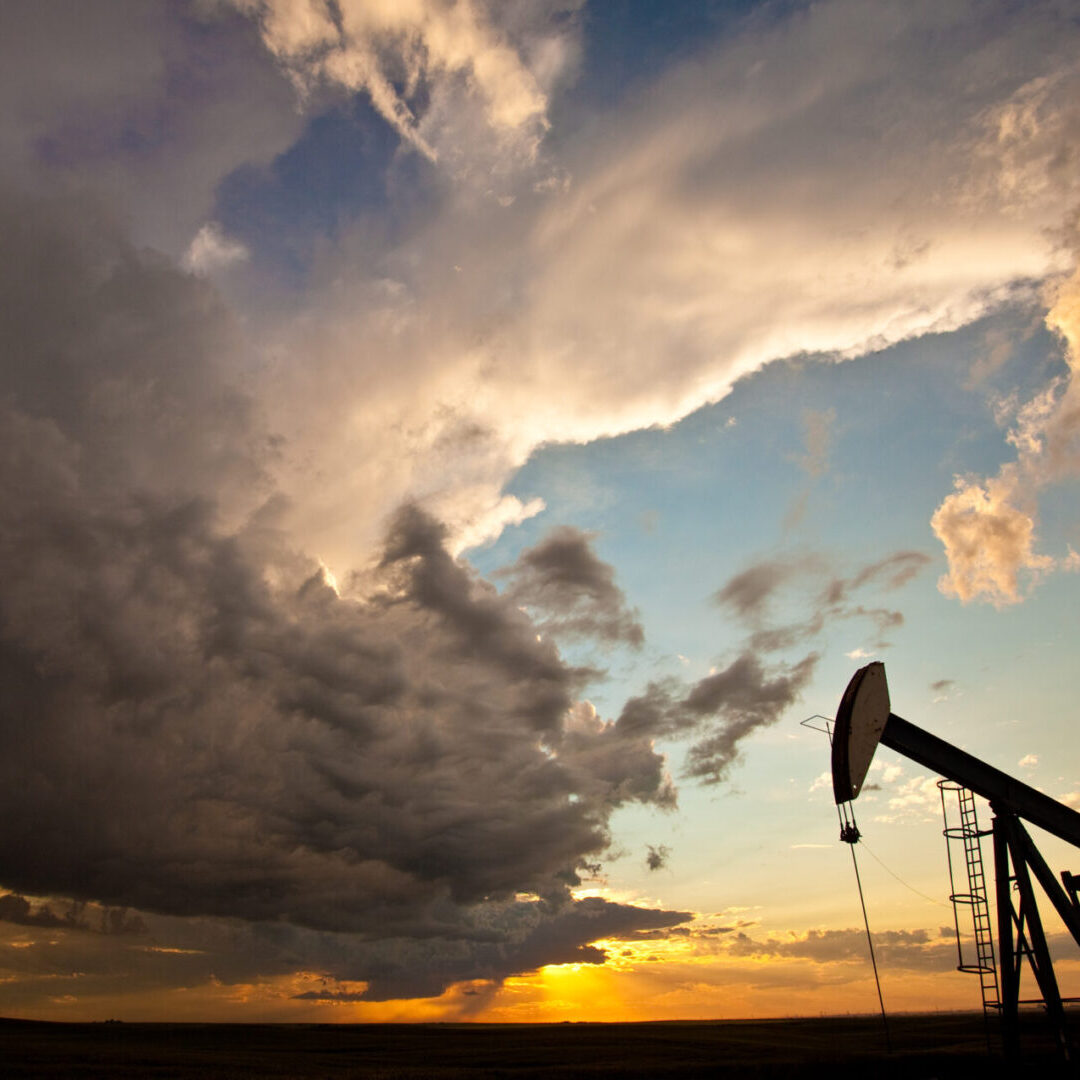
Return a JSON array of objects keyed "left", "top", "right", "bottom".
[{"left": 0, "top": 0, "right": 1078, "bottom": 1023}]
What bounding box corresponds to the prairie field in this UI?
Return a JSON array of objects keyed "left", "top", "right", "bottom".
[{"left": 2, "top": 1011, "right": 1077, "bottom": 1078}]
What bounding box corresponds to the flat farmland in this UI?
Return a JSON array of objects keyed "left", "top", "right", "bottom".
[{"left": 2, "top": 1011, "right": 1076, "bottom": 1078}]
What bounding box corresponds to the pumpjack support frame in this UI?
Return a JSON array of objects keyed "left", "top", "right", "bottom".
[{"left": 832, "top": 662, "right": 1080, "bottom": 1062}]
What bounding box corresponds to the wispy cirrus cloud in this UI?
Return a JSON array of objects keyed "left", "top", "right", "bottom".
[{"left": 713, "top": 549, "right": 931, "bottom": 655}]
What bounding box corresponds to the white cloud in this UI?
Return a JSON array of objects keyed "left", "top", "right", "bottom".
[
  {"left": 240, "top": 0, "right": 1080, "bottom": 569},
  {"left": 868, "top": 760, "right": 904, "bottom": 786},
  {"left": 1019, "top": 753, "right": 1039, "bottom": 768},
  {"left": 231, "top": 0, "right": 579, "bottom": 186},
  {"left": 877, "top": 774, "right": 944, "bottom": 824},
  {"left": 183, "top": 223, "right": 249, "bottom": 275}
]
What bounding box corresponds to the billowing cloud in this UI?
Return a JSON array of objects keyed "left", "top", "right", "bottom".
[
  {"left": 0, "top": 893, "right": 690, "bottom": 1008},
  {"left": 225, "top": 0, "right": 1080, "bottom": 574},
  {"left": 932, "top": 240, "right": 1080, "bottom": 604},
  {"left": 0, "top": 189, "right": 698, "bottom": 999},
  {"left": 931, "top": 468, "right": 1053, "bottom": 604},
  {"left": 498, "top": 526, "right": 644, "bottom": 647}
]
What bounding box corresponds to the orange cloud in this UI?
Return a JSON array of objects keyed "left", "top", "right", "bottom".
[{"left": 931, "top": 466, "right": 1052, "bottom": 606}]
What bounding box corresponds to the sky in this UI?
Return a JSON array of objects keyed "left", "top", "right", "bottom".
[{"left": 1, "top": 0, "right": 1079, "bottom": 1024}]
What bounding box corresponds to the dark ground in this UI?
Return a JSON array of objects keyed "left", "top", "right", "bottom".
[{"left": 2, "top": 1010, "right": 1077, "bottom": 1078}]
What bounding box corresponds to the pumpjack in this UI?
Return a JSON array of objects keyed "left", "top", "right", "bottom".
[{"left": 831, "top": 662, "right": 1080, "bottom": 1061}]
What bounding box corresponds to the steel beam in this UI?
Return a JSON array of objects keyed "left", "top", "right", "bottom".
[{"left": 881, "top": 714, "right": 1080, "bottom": 847}]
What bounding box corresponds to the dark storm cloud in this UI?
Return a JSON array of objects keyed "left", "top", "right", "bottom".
[
  {"left": 615, "top": 651, "right": 820, "bottom": 783},
  {"left": 0, "top": 893, "right": 146, "bottom": 935},
  {"left": 680, "top": 652, "right": 820, "bottom": 782},
  {"left": 0, "top": 895, "right": 692, "bottom": 1009},
  {"left": 498, "top": 526, "right": 645, "bottom": 648},
  {"left": 0, "top": 481, "right": 670, "bottom": 934},
  {"left": 0, "top": 188, "right": 699, "bottom": 998}
]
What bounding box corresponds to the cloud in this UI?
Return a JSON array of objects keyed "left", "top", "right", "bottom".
[
  {"left": 0, "top": 894, "right": 690, "bottom": 1009},
  {"left": 224, "top": 0, "right": 1080, "bottom": 574},
  {"left": 784, "top": 407, "right": 837, "bottom": 528},
  {"left": 713, "top": 558, "right": 818, "bottom": 622},
  {"left": 645, "top": 845, "right": 670, "bottom": 872},
  {"left": 1019, "top": 753, "right": 1038, "bottom": 768},
  {"left": 681, "top": 653, "right": 819, "bottom": 782},
  {"left": 930, "top": 678, "right": 957, "bottom": 703},
  {"left": 727, "top": 927, "right": 956, "bottom": 972},
  {"left": 499, "top": 526, "right": 644, "bottom": 647},
  {"left": 875, "top": 774, "right": 945, "bottom": 824},
  {"left": 714, "top": 549, "right": 930, "bottom": 654},
  {"left": 183, "top": 222, "right": 249, "bottom": 274},
  {"left": 795, "top": 408, "right": 836, "bottom": 479},
  {"left": 231, "top": 0, "right": 579, "bottom": 186},
  {"left": 0, "top": 1, "right": 304, "bottom": 254},
  {"left": 0, "top": 893, "right": 145, "bottom": 936},
  {"left": 615, "top": 652, "right": 820, "bottom": 784},
  {"left": 932, "top": 257, "right": 1080, "bottom": 605},
  {"left": 931, "top": 466, "right": 1055, "bottom": 605},
  {"left": 0, "top": 191, "right": 697, "bottom": 999},
  {"left": 826, "top": 551, "right": 933, "bottom": 603}
]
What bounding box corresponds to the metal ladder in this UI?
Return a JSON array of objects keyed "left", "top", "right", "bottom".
[{"left": 940, "top": 781, "right": 1000, "bottom": 1017}]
